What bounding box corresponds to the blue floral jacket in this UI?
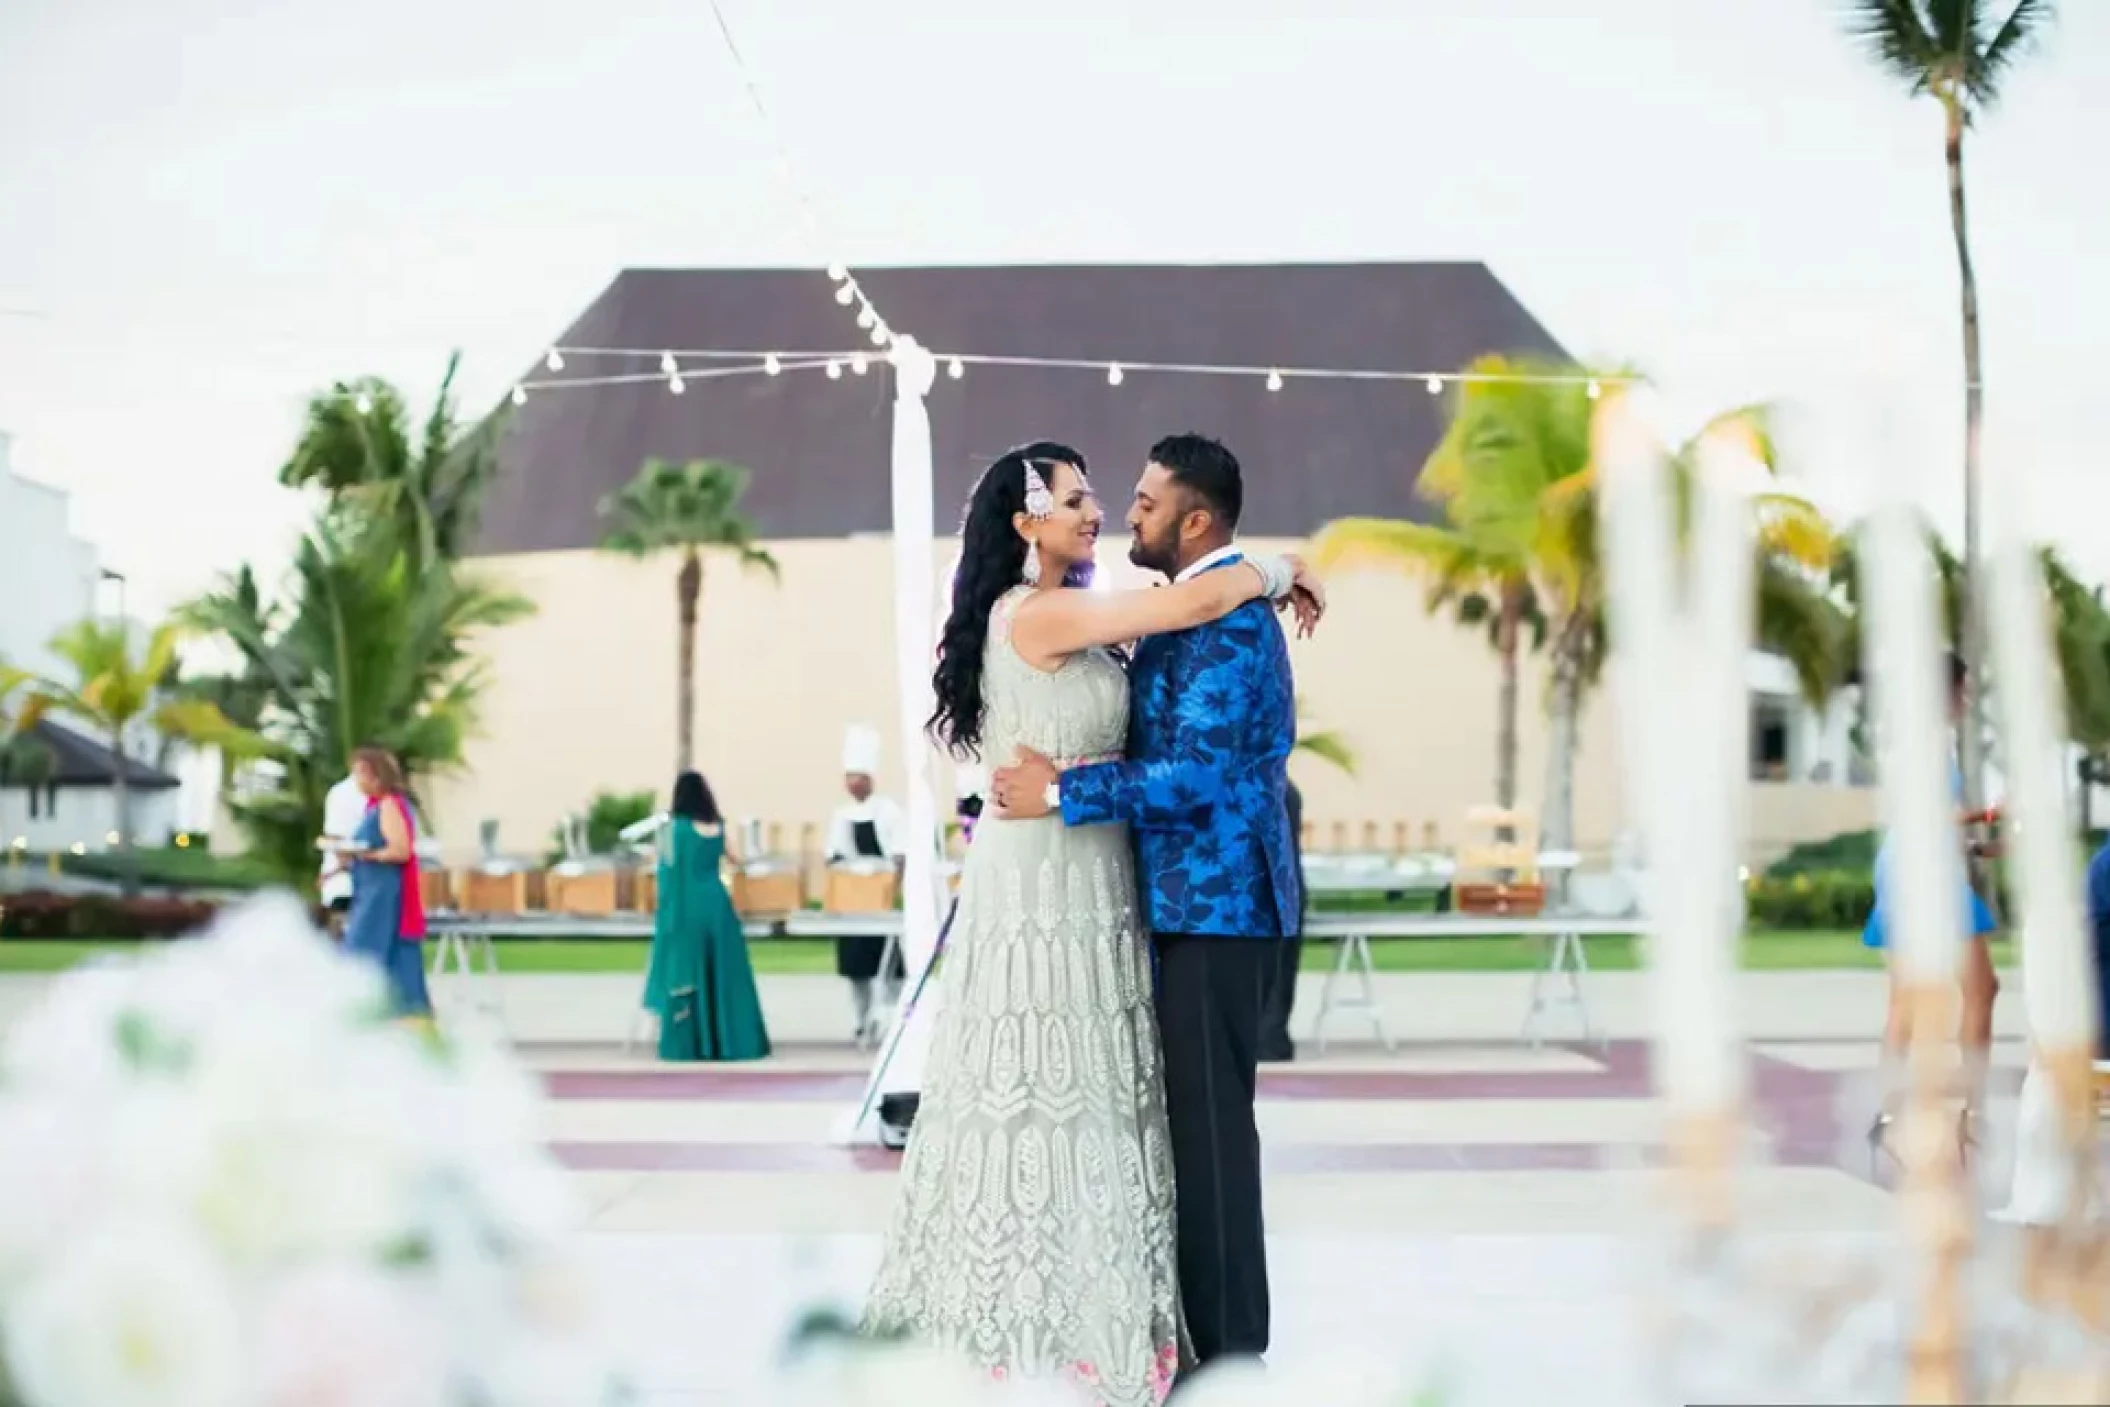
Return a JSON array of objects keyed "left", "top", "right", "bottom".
[{"left": 1057, "top": 558, "right": 1302, "bottom": 938}]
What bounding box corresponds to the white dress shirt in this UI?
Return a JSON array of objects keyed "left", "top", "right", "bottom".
[
  {"left": 1173, "top": 543, "right": 1243, "bottom": 583},
  {"left": 319, "top": 775, "right": 367, "bottom": 905},
  {"left": 827, "top": 795, "right": 906, "bottom": 862}
]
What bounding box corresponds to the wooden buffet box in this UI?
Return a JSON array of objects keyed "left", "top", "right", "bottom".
[
  {"left": 544, "top": 868, "right": 628, "bottom": 916},
  {"left": 824, "top": 868, "right": 898, "bottom": 914},
  {"left": 458, "top": 869, "right": 545, "bottom": 914},
  {"left": 731, "top": 867, "right": 802, "bottom": 915},
  {"left": 417, "top": 869, "right": 454, "bottom": 913}
]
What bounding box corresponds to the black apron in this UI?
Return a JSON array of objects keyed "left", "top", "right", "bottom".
[{"left": 834, "top": 818, "right": 906, "bottom": 981}]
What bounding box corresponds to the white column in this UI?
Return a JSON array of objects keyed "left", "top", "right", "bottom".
[{"left": 835, "top": 337, "right": 948, "bottom": 1142}]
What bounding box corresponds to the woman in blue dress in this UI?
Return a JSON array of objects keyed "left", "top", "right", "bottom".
[
  {"left": 340, "top": 747, "right": 434, "bottom": 1020},
  {"left": 1864, "top": 654, "right": 2000, "bottom": 1146},
  {"left": 641, "top": 771, "right": 771, "bottom": 1062}
]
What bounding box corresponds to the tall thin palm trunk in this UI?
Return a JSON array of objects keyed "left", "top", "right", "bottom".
[
  {"left": 1493, "top": 582, "right": 1524, "bottom": 809},
  {"left": 675, "top": 549, "right": 701, "bottom": 774},
  {"left": 1946, "top": 95, "right": 1988, "bottom": 820},
  {"left": 1541, "top": 615, "right": 1588, "bottom": 856}
]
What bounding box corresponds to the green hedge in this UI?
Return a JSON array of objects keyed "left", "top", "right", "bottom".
[{"left": 1745, "top": 870, "right": 1875, "bottom": 930}]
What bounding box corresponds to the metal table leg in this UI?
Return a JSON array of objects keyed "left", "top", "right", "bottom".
[
  {"left": 1522, "top": 927, "right": 1599, "bottom": 1048},
  {"left": 430, "top": 923, "right": 504, "bottom": 1027},
  {"left": 1310, "top": 932, "right": 1394, "bottom": 1055}
]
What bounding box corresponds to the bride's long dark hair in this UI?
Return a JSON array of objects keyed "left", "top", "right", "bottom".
[{"left": 928, "top": 441, "right": 1091, "bottom": 760}]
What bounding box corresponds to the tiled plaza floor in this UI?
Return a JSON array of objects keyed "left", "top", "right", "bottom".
[{"left": 0, "top": 968, "right": 2062, "bottom": 1405}]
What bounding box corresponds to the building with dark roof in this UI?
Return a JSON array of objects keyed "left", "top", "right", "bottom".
[
  {"left": 471, "top": 262, "right": 1568, "bottom": 557},
  {"left": 0, "top": 720, "right": 182, "bottom": 853}
]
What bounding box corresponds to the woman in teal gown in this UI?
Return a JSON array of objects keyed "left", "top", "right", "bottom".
[{"left": 643, "top": 771, "right": 771, "bottom": 1062}]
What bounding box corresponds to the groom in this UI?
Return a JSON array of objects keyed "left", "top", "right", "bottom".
[{"left": 992, "top": 432, "right": 1303, "bottom": 1373}]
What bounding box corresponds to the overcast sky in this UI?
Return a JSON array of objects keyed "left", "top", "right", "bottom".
[{"left": 1, "top": 0, "right": 2103, "bottom": 615}]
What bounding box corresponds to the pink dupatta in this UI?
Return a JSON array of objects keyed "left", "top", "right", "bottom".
[{"left": 371, "top": 795, "right": 427, "bottom": 941}]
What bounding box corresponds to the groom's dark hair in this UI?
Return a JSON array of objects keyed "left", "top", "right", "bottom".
[{"left": 1148, "top": 433, "right": 1242, "bottom": 531}]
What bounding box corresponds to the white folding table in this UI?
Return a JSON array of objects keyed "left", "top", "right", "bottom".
[{"left": 1300, "top": 911, "right": 1646, "bottom": 1052}]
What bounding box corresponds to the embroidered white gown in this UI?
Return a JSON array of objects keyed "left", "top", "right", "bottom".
[{"left": 861, "top": 587, "right": 1186, "bottom": 1404}]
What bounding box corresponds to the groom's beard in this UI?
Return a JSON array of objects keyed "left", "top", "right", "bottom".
[{"left": 1128, "top": 528, "right": 1180, "bottom": 579}]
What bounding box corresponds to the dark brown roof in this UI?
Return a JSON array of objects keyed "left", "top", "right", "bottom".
[
  {"left": 5, "top": 721, "right": 180, "bottom": 790},
  {"left": 471, "top": 262, "right": 1569, "bottom": 555}
]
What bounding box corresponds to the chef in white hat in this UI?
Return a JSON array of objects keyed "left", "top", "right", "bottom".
[{"left": 826, "top": 723, "right": 906, "bottom": 1044}]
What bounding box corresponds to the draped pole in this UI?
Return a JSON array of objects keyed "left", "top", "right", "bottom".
[{"left": 834, "top": 335, "right": 946, "bottom": 1144}]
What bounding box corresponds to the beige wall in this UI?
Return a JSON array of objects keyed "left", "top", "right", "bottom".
[{"left": 426, "top": 538, "right": 1877, "bottom": 866}]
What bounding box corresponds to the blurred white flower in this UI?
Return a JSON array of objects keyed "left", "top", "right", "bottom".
[
  {"left": 0, "top": 892, "right": 623, "bottom": 1407},
  {"left": 251, "top": 1264, "right": 449, "bottom": 1407},
  {"left": 0, "top": 1095, "right": 104, "bottom": 1294},
  {"left": 4, "top": 1217, "right": 246, "bottom": 1407}
]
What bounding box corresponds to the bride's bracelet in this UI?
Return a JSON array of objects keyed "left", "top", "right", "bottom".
[{"left": 1247, "top": 554, "right": 1296, "bottom": 601}]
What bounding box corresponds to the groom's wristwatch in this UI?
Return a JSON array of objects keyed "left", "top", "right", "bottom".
[{"left": 1044, "top": 780, "right": 1061, "bottom": 812}]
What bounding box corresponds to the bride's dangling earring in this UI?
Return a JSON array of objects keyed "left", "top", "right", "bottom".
[{"left": 1021, "top": 541, "right": 1042, "bottom": 586}]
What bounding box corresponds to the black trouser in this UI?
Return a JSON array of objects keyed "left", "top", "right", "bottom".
[
  {"left": 1152, "top": 933, "right": 1271, "bottom": 1368},
  {"left": 1257, "top": 935, "right": 1303, "bottom": 1060}
]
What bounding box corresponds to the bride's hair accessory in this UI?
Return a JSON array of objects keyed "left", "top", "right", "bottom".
[
  {"left": 1022, "top": 461, "right": 1056, "bottom": 520},
  {"left": 1020, "top": 459, "right": 1057, "bottom": 585}
]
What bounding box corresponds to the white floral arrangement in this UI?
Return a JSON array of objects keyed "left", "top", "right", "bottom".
[{"left": 0, "top": 894, "right": 630, "bottom": 1407}]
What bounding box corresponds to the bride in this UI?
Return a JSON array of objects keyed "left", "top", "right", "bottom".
[{"left": 859, "top": 441, "right": 1315, "bottom": 1404}]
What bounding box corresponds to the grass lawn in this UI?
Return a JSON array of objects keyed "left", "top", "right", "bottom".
[{"left": 0, "top": 929, "right": 1993, "bottom": 977}]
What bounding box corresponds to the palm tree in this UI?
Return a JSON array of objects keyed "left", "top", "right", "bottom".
[
  {"left": 1839, "top": 0, "right": 2056, "bottom": 813},
  {"left": 1293, "top": 702, "right": 1358, "bottom": 776},
  {"left": 1315, "top": 356, "right": 1843, "bottom": 851},
  {"left": 599, "top": 458, "right": 780, "bottom": 773},
  {"left": 278, "top": 352, "right": 505, "bottom": 573},
  {"left": 180, "top": 516, "right": 532, "bottom": 883},
  {"left": 10, "top": 620, "right": 257, "bottom": 876}
]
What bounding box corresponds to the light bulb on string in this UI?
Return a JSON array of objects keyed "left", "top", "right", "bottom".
[
  {"left": 1425, "top": 377, "right": 1443, "bottom": 395},
  {"left": 826, "top": 263, "right": 847, "bottom": 282},
  {"left": 509, "top": 385, "right": 527, "bottom": 407},
  {"left": 544, "top": 349, "right": 564, "bottom": 372},
  {"left": 947, "top": 358, "right": 964, "bottom": 379},
  {"left": 1108, "top": 364, "right": 1125, "bottom": 386},
  {"left": 763, "top": 353, "right": 782, "bottom": 376},
  {"left": 660, "top": 352, "right": 678, "bottom": 375},
  {"left": 856, "top": 305, "right": 875, "bottom": 330},
  {"left": 826, "top": 360, "right": 843, "bottom": 380},
  {"left": 869, "top": 324, "right": 889, "bottom": 347},
  {"left": 851, "top": 353, "right": 869, "bottom": 375},
  {"left": 1585, "top": 379, "right": 1602, "bottom": 400},
  {"left": 668, "top": 373, "right": 685, "bottom": 395},
  {"left": 1266, "top": 370, "right": 1284, "bottom": 392},
  {"left": 835, "top": 284, "right": 855, "bottom": 306},
  {"left": 353, "top": 393, "right": 374, "bottom": 415}
]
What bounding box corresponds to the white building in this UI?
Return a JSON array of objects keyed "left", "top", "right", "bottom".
[
  {"left": 0, "top": 430, "right": 100, "bottom": 680},
  {"left": 0, "top": 431, "right": 187, "bottom": 851}
]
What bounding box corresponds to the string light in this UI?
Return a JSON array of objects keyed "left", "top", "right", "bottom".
[
  {"left": 856, "top": 306, "right": 875, "bottom": 329},
  {"left": 522, "top": 345, "right": 1642, "bottom": 397},
  {"left": 353, "top": 392, "right": 374, "bottom": 415},
  {"left": 826, "top": 263, "right": 847, "bottom": 282},
  {"left": 510, "top": 384, "right": 527, "bottom": 406},
  {"left": 668, "top": 372, "right": 686, "bottom": 395},
  {"left": 834, "top": 284, "right": 855, "bottom": 305},
  {"left": 544, "top": 349, "right": 564, "bottom": 372}
]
